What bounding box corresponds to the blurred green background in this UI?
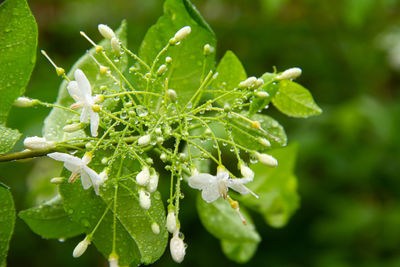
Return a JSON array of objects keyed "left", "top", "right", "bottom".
[{"left": 2, "top": 0, "right": 400, "bottom": 266}]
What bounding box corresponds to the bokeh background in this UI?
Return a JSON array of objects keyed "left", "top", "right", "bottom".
[{"left": 2, "top": 0, "right": 400, "bottom": 266}]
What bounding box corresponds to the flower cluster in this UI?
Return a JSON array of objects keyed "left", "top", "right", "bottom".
[{"left": 16, "top": 21, "right": 298, "bottom": 266}]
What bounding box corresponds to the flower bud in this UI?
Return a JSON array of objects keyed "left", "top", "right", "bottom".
[
  {"left": 255, "top": 91, "right": 269, "bottom": 98},
  {"left": 155, "top": 128, "right": 162, "bottom": 135},
  {"left": 254, "top": 78, "right": 264, "bottom": 89},
  {"left": 258, "top": 137, "right": 271, "bottom": 147},
  {"left": 224, "top": 103, "right": 231, "bottom": 112},
  {"left": 238, "top": 76, "right": 257, "bottom": 88},
  {"left": 151, "top": 222, "right": 160, "bottom": 234},
  {"left": 100, "top": 65, "right": 109, "bottom": 75},
  {"left": 98, "top": 24, "right": 115, "bottom": 40},
  {"left": 251, "top": 120, "right": 261, "bottom": 129},
  {"left": 63, "top": 123, "right": 83, "bottom": 133},
  {"left": 166, "top": 211, "right": 177, "bottom": 233},
  {"left": 167, "top": 89, "right": 177, "bottom": 102},
  {"left": 203, "top": 44, "right": 215, "bottom": 55},
  {"left": 239, "top": 163, "right": 254, "bottom": 179},
  {"left": 111, "top": 37, "right": 121, "bottom": 54},
  {"left": 276, "top": 67, "right": 302, "bottom": 81},
  {"left": 138, "top": 134, "right": 151, "bottom": 147},
  {"left": 50, "top": 177, "right": 65, "bottom": 184},
  {"left": 73, "top": 237, "right": 90, "bottom": 258},
  {"left": 165, "top": 56, "right": 172, "bottom": 63},
  {"left": 156, "top": 64, "right": 167, "bottom": 76},
  {"left": 13, "top": 97, "right": 38, "bottom": 107},
  {"left": 170, "top": 231, "right": 186, "bottom": 263},
  {"left": 170, "top": 26, "right": 191, "bottom": 45},
  {"left": 94, "top": 94, "right": 105, "bottom": 103},
  {"left": 108, "top": 254, "right": 119, "bottom": 267},
  {"left": 24, "top": 136, "right": 56, "bottom": 151},
  {"left": 160, "top": 153, "right": 167, "bottom": 162},
  {"left": 204, "top": 129, "right": 212, "bottom": 136},
  {"left": 136, "top": 166, "right": 150, "bottom": 186},
  {"left": 91, "top": 105, "right": 100, "bottom": 112},
  {"left": 255, "top": 152, "right": 278, "bottom": 167},
  {"left": 147, "top": 172, "right": 159, "bottom": 193},
  {"left": 139, "top": 189, "right": 151, "bottom": 210}
]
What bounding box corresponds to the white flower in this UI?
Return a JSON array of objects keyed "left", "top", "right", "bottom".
[
  {"left": 255, "top": 152, "right": 278, "bottom": 167},
  {"left": 111, "top": 37, "right": 121, "bottom": 54},
  {"left": 13, "top": 97, "right": 38, "bottom": 107},
  {"left": 98, "top": 24, "right": 115, "bottom": 40},
  {"left": 188, "top": 170, "right": 258, "bottom": 203},
  {"left": 238, "top": 76, "right": 257, "bottom": 88},
  {"left": 67, "top": 69, "right": 100, "bottom": 137},
  {"left": 170, "top": 231, "right": 186, "bottom": 263},
  {"left": 276, "top": 67, "right": 302, "bottom": 81},
  {"left": 138, "top": 134, "right": 151, "bottom": 147},
  {"left": 258, "top": 137, "right": 271, "bottom": 147},
  {"left": 63, "top": 123, "right": 83, "bottom": 133},
  {"left": 48, "top": 152, "right": 103, "bottom": 195},
  {"left": 136, "top": 166, "right": 150, "bottom": 186},
  {"left": 166, "top": 211, "right": 177, "bottom": 234},
  {"left": 170, "top": 26, "right": 191, "bottom": 44},
  {"left": 147, "top": 171, "right": 159, "bottom": 193},
  {"left": 73, "top": 237, "right": 90, "bottom": 258},
  {"left": 239, "top": 163, "right": 254, "bottom": 179},
  {"left": 24, "top": 136, "right": 55, "bottom": 151},
  {"left": 108, "top": 255, "right": 119, "bottom": 267},
  {"left": 139, "top": 189, "right": 151, "bottom": 210}
]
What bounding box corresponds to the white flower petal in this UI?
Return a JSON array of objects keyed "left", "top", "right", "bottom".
[
  {"left": 84, "top": 166, "right": 102, "bottom": 195},
  {"left": 227, "top": 178, "right": 258, "bottom": 198},
  {"left": 64, "top": 162, "right": 81, "bottom": 173},
  {"left": 67, "top": 81, "right": 83, "bottom": 102},
  {"left": 228, "top": 183, "right": 251, "bottom": 195},
  {"left": 79, "top": 106, "right": 90, "bottom": 123},
  {"left": 48, "top": 152, "right": 82, "bottom": 166},
  {"left": 74, "top": 69, "right": 92, "bottom": 99},
  {"left": 201, "top": 184, "right": 220, "bottom": 203},
  {"left": 90, "top": 110, "right": 99, "bottom": 137},
  {"left": 188, "top": 173, "right": 215, "bottom": 190},
  {"left": 80, "top": 171, "right": 92, "bottom": 190}
]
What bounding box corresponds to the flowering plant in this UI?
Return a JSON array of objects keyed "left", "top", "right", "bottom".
[{"left": 0, "top": 0, "right": 321, "bottom": 265}]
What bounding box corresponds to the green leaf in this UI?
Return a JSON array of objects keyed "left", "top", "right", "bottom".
[
  {"left": 60, "top": 180, "right": 141, "bottom": 266},
  {"left": 139, "top": 0, "right": 216, "bottom": 106},
  {"left": 271, "top": 80, "right": 322, "bottom": 118},
  {"left": 0, "top": 185, "right": 15, "bottom": 265},
  {"left": 228, "top": 112, "right": 287, "bottom": 150},
  {"left": 19, "top": 195, "right": 85, "bottom": 239},
  {"left": 43, "top": 21, "right": 128, "bottom": 141},
  {"left": 220, "top": 239, "right": 258, "bottom": 264},
  {"left": 240, "top": 143, "right": 299, "bottom": 228},
  {"left": 0, "top": 125, "right": 21, "bottom": 154},
  {"left": 211, "top": 50, "right": 247, "bottom": 106},
  {"left": 101, "top": 180, "right": 168, "bottom": 265},
  {"left": 196, "top": 195, "right": 260, "bottom": 243},
  {"left": 59, "top": 152, "right": 168, "bottom": 265},
  {"left": 0, "top": 0, "right": 37, "bottom": 153}
]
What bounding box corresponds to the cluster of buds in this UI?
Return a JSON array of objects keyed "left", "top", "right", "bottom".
[{"left": 238, "top": 76, "right": 264, "bottom": 89}]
